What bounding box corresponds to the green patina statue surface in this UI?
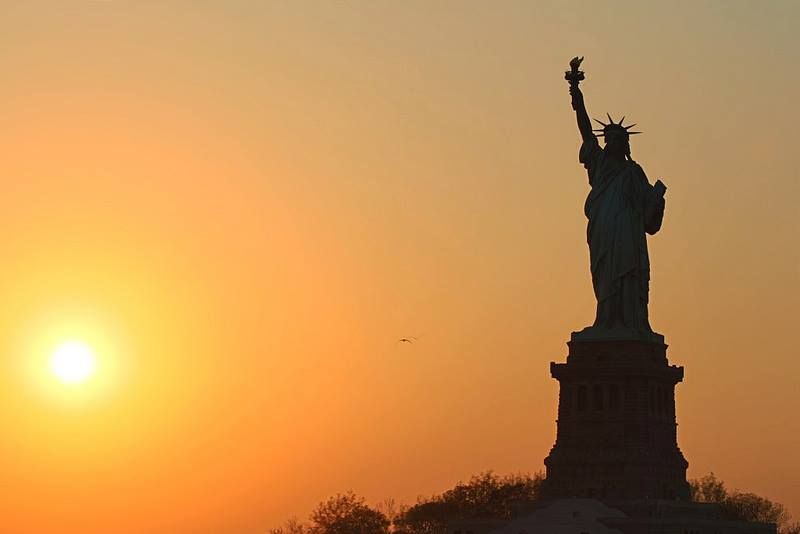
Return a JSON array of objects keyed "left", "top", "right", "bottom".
[{"left": 566, "top": 57, "right": 667, "bottom": 342}]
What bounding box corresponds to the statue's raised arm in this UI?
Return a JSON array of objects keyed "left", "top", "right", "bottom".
[{"left": 565, "top": 56, "right": 594, "bottom": 142}]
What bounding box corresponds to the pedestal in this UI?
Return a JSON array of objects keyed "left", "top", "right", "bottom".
[{"left": 542, "top": 337, "right": 690, "bottom": 500}]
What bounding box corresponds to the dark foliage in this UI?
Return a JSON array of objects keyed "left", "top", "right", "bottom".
[
  {"left": 268, "top": 517, "right": 307, "bottom": 534},
  {"left": 394, "top": 471, "right": 543, "bottom": 534},
  {"left": 271, "top": 471, "right": 797, "bottom": 534},
  {"left": 308, "top": 492, "right": 390, "bottom": 534},
  {"left": 690, "top": 473, "right": 795, "bottom": 533}
]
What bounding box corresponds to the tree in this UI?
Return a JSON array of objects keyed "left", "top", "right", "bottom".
[
  {"left": 271, "top": 472, "right": 794, "bottom": 534},
  {"left": 722, "top": 492, "right": 789, "bottom": 526},
  {"left": 268, "top": 517, "right": 307, "bottom": 534},
  {"left": 689, "top": 473, "right": 795, "bottom": 533},
  {"left": 309, "top": 492, "right": 390, "bottom": 534},
  {"left": 395, "top": 471, "right": 543, "bottom": 534},
  {"left": 689, "top": 472, "right": 727, "bottom": 503},
  {"left": 393, "top": 500, "right": 450, "bottom": 534},
  {"left": 374, "top": 498, "right": 409, "bottom": 533}
]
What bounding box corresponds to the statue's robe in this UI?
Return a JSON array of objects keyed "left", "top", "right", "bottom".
[{"left": 579, "top": 136, "right": 665, "bottom": 335}]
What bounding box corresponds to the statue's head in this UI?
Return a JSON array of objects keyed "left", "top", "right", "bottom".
[{"left": 594, "top": 114, "right": 640, "bottom": 159}]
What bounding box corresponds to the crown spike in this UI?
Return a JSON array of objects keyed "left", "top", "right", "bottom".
[
  {"left": 593, "top": 118, "right": 608, "bottom": 127},
  {"left": 628, "top": 131, "right": 642, "bottom": 135},
  {"left": 619, "top": 115, "right": 626, "bottom": 125},
  {"left": 623, "top": 123, "right": 637, "bottom": 130},
  {"left": 607, "top": 112, "right": 615, "bottom": 125}
]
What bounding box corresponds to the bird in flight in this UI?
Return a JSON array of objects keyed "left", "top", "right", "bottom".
[{"left": 398, "top": 336, "right": 418, "bottom": 344}]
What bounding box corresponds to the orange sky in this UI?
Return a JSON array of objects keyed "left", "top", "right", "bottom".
[{"left": 0, "top": 1, "right": 797, "bottom": 533}]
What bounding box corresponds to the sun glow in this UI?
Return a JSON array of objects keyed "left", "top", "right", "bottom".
[{"left": 50, "top": 341, "right": 97, "bottom": 384}]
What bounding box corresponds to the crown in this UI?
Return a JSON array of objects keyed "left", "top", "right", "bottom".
[{"left": 592, "top": 113, "right": 641, "bottom": 138}]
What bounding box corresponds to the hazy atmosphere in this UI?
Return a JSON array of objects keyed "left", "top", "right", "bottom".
[{"left": 0, "top": 1, "right": 797, "bottom": 533}]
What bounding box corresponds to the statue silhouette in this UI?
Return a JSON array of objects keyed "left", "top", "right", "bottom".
[{"left": 566, "top": 57, "right": 667, "bottom": 342}]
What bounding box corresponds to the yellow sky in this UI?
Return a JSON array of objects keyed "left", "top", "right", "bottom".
[{"left": 0, "top": 1, "right": 797, "bottom": 532}]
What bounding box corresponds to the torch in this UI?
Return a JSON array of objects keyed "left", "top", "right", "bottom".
[
  {"left": 565, "top": 56, "right": 585, "bottom": 86},
  {"left": 565, "top": 56, "right": 585, "bottom": 111}
]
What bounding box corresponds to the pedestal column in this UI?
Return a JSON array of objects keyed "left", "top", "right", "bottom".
[{"left": 542, "top": 338, "right": 690, "bottom": 500}]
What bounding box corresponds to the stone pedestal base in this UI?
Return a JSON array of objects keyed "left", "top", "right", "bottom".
[
  {"left": 488, "top": 499, "right": 777, "bottom": 534},
  {"left": 542, "top": 338, "right": 690, "bottom": 500}
]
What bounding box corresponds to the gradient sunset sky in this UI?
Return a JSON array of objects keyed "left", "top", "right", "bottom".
[{"left": 0, "top": 1, "right": 798, "bottom": 533}]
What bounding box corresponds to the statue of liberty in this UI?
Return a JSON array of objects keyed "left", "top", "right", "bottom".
[{"left": 566, "top": 57, "right": 667, "bottom": 342}]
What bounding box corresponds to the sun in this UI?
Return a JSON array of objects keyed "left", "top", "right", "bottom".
[{"left": 50, "top": 340, "right": 97, "bottom": 384}]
